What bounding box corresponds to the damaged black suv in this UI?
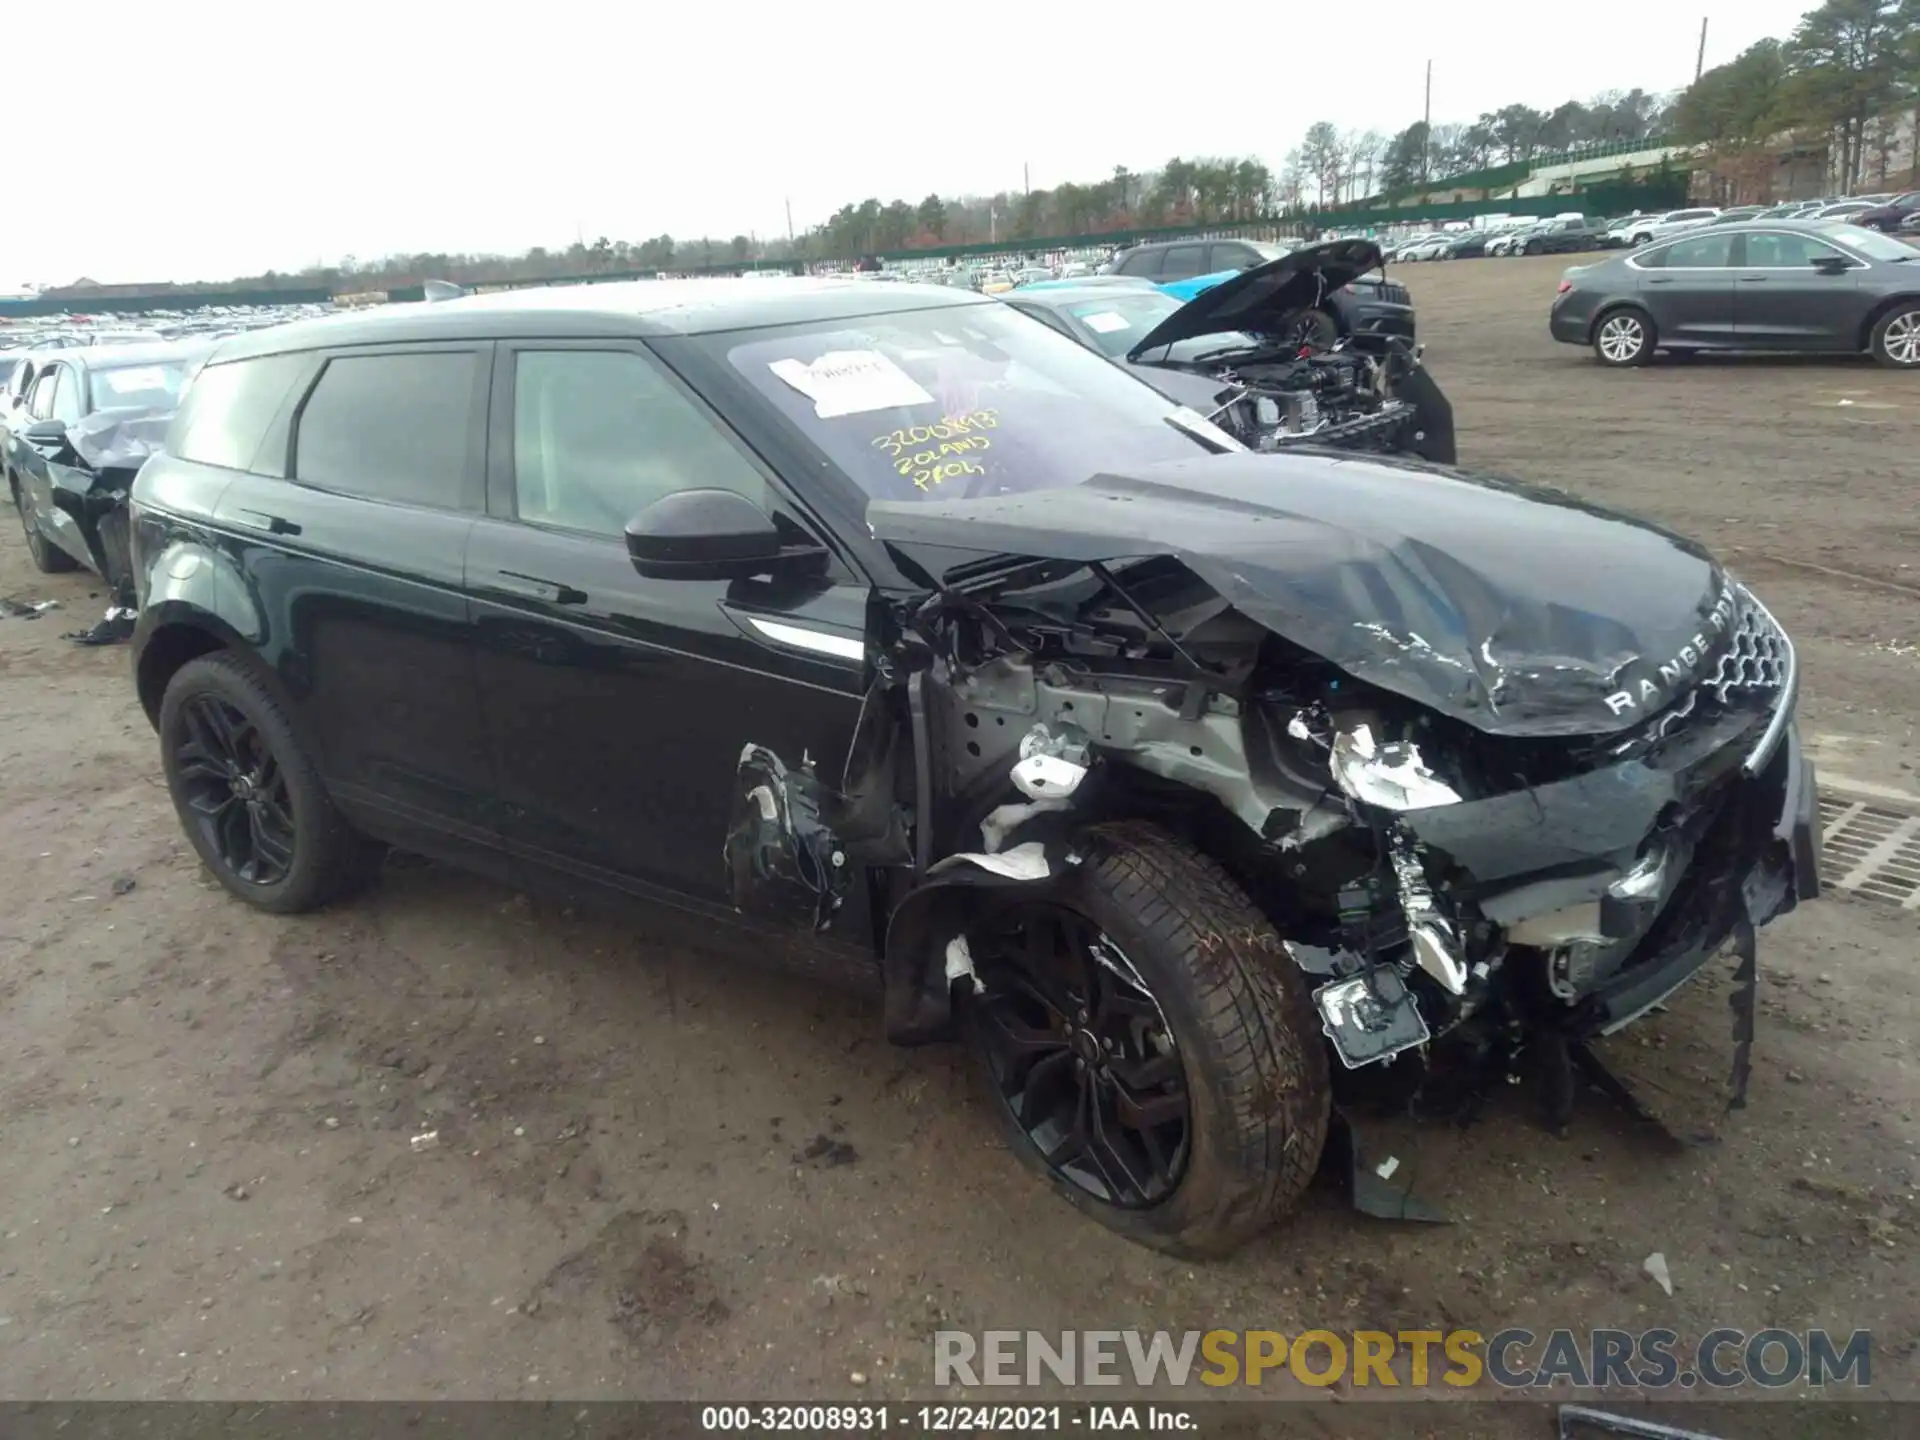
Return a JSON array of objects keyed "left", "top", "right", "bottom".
[{"left": 128, "top": 279, "right": 1820, "bottom": 1258}]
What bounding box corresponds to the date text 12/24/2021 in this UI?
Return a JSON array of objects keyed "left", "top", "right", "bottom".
[{"left": 700, "top": 1404, "right": 1199, "bottom": 1432}]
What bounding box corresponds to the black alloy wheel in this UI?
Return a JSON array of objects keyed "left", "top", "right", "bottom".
[
  {"left": 158, "top": 653, "right": 379, "bottom": 912},
  {"left": 172, "top": 692, "right": 297, "bottom": 886},
  {"left": 971, "top": 903, "right": 1190, "bottom": 1208},
  {"left": 959, "top": 821, "right": 1329, "bottom": 1257}
]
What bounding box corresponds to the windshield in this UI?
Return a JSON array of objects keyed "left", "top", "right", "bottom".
[
  {"left": 716, "top": 302, "right": 1212, "bottom": 504},
  {"left": 1823, "top": 224, "right": 1920, "bottom": 260},
  {"left": 88, "top": 358, "right": 194, "bottom": 413}
]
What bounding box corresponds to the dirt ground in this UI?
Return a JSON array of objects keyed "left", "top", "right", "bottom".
[{"left": 1, "top": 255, "right": 1916, "bottom": 1429}]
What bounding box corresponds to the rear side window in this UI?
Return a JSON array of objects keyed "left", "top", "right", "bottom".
[
  {"left": 1159, "top": 245, "right": 1209, "bottom": 279},
  {"left": 1113, "top": 248, "right": 1162, "bottom": 277},
  {"left": 170, "top": 353, "right": 311, "bottom": 474},
  {"left": 293, "top": 351, "right": 476, "bottom": 509}
]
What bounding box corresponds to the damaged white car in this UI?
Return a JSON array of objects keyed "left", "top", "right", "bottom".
[{"left": 129, "top": 279, "right": 1822, "bottom": 1260}]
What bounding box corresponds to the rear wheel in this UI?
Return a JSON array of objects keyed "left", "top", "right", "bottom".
[
  {"left": 962, "top": 821, "right": 1329, "bottom": 1258},
  {"left": 159, "top": 653, "right": 378, "bottom": 913},
  {"left": 1593, "top": 306, "right": 1656, "bottom": 367},
  {"left": 1524, "top": 240, "right": 1542, "bottom": 256},
  {"left": 1868, "top": 303, "right": 1920, "bottom": 369},
  {"left": 14, "top": 480, "right": 78, "bottom": 573}
]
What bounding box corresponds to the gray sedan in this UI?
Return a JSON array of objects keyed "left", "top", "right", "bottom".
[{"left": 1549, "top": 219, "right": 1920, "bottom": 368}]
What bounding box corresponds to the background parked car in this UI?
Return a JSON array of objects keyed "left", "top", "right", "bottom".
[
  {"left": 1486, "top": 224, "right": 1542, "bottom": 257},
  {"left": 1517, "top": 216, "right": 1610, "bottom": 255},
  {"left": 1108, "top": 237, "right": 1294, "bottom": 284},
  {"left": 1446, "top": 231, "right": 1493, "bottom": 259},
  {"left": 7, "top": 341, "right": 208, "bottom": 606},
  {"left": 1706, "top": 206, "right": 1768, "bottom": 226},
  {"left": 1610, "top": 208, "right": 1722, "bottom": 247},
  {"left": 1855, "top": 191, "right": 1919, "bottom": 232},
  {"left": 1396, "top": 234, "right": 1455, "bottom": 261},
  {"left": 1549, "top": 220, "right": 1920, "bottom": 369}
]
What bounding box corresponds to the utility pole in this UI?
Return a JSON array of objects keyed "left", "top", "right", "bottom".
[
  {"left": 1695, "top": 17, "right": 1708, "bottom": 83},
  {"left": 1024, "top": 163, "right": 1030, "bottom": 196},
  {"left": 785, "top": 198, "right": 794, "bottom": 245},
  {"left": 1421, "top": 60, "right": 1432, "bottom": 183}
]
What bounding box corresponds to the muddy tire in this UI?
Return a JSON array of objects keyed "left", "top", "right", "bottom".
[
  {"left": 1593, "top": 306, "right": 1656, "bottom": 367},
  {"left": 14, "top": 481, "right": 78, "bottom": 573},
  {"left": 159, "top": 652, "right": 379, "bottom": 914},
  {"left": 962, "top": 820, "right": 1330, "bottom": 1258},
  {"left": 1867, "top": 303, "right": 1920, "bottom": 369}
]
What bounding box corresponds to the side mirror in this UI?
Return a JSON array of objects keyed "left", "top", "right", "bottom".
[
  {"left": 23, "top": 418, "right": 68, "bottom": 446},
  {"left": 1811, "top": 255, "right": 1850, "bottom": 275},
  {"left": 624, "top": 488, "right": 823, "bottom": 582}
]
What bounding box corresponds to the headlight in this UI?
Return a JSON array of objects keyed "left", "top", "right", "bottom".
[{"left": 1329, "top": 721, "right": 1462, "bottom": 810}]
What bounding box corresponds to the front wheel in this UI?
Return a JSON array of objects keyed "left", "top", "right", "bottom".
[
  {"left": 1285, "top": 308, "right": 1341, "bottom": 352},
  {"left": 1868, "top": 303, "right": 1920, "bottom": 369},
  {"left": 15, "top": 481, "right": 78, "bottom": 573},
  {"left": 1593, "top": 306, "right": 1657, "bottom": 367},
  {"left": 1524, "top": 241, "right": 1542, "bottom": 256},
  {"left": 159, "top": 652, "right": 379, "bottom": 913},
  {"left": 962, "top": 821, "right": 1330, "bottom": 1258}
]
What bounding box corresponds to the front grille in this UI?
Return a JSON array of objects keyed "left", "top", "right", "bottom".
[
  {"left": 1636, "top": 587, "right": 1789, "bottom": 747},
  {"left": 1377, "top": 282, "right": 1411, "bottom": 306}
]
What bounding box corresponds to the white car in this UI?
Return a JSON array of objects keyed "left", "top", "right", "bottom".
[
  {"left": 1396, "top": 234, "right": 1454, "bottom": 261},
  {"left": 1608, "top": 207, "right": 1721, "bottom": 248},
  {"left": 1484, "top": 226, "right": 1540, "bottom": 257}
]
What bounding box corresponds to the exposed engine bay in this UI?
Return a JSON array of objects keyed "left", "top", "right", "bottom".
[
  {"left": 1162, "top": 340, "right": 1433, "bottom": 456},
  {"left": 720, "top": 450, "right": 1820, "bottom": 1186},
  {"left": 1119, "top": 239, "right": 1454, "bottom": 464}
]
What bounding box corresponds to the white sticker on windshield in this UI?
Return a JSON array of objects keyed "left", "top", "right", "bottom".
[
  {"left": 768, "top": 350, "right": 933, "bottom": 418},
  {"left": 1080, "top": 311, "right": 1132, "bottom": 334}
]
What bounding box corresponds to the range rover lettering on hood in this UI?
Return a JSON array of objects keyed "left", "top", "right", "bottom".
[{"left": 870, "top": 450, "right": 1730, "bottom": 738}]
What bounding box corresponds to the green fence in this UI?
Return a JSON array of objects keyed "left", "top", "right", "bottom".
[{"left": 0, "top": 286, "right": 333, "bottom": 318}]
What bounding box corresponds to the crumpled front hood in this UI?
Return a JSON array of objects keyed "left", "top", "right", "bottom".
[
  {"left": 870, "top": 451, "right": 1731, "bottom": 738},
  {"left": 1127, "top": 239, "right": 1386, "bottom": 360}
]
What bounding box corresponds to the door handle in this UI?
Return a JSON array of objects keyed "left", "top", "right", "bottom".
[
  {"left": 235, "top": 509, "right": 302, "bottom": 536},
  {"left": 1738, "top": 275, "right": 1768, "bottom": 283},
  {"left": 1645, "top": 277, "right": 1673, "bottom": 284},
  {"left": 494, "top": 570, "right": 587, "bottom": 606}
]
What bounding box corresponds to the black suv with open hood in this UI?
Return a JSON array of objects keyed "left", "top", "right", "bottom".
[
  {"left": 1005, "top": 242, "right": 1454, "bottom": 463},
  {"left": 127, "top": 278, "right": 1819, "bottom": 1258}
]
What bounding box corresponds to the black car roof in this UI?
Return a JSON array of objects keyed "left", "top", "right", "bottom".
[{"left": 210, "top": 278, "right": 998, "bottom": 362}]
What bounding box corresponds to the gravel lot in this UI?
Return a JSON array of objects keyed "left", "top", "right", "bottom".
[{"left": 1, "top": 255, "right": 1916, "bottom": 1427}]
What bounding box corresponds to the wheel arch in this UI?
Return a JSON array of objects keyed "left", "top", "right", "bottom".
[
  {"left": 1587, "top": 298, "right": 1653, "bottom": 346},
  {"left": 1858, "top": 292, "right": 1920, "bottom": 352}
]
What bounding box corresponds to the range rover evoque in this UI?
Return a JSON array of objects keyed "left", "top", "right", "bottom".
[{"left": 128, "top": 279, "right": 1820, "bottom": 1258}]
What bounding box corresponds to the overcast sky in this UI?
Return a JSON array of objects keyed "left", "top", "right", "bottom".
[{"left": 24, "top": 0, "right": 1814, "bottom": 286}]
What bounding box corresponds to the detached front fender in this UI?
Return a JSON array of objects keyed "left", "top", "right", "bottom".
[{"left": 881, "top": 842, "right": 1077, "bottom": 1044}]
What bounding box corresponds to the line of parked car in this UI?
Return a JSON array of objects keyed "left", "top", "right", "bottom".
[{"left": 1388, "top": 192, "right": 1920, "bottom": 266}]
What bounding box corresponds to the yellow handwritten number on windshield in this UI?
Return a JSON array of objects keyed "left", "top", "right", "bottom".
[{"left": 871, "top": 410, "right": 999, "bottom": 492}]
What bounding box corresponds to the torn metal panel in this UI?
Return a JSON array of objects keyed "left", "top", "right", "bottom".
[{"left": 723, "top": 744, "right": 854, "bottom": 931}]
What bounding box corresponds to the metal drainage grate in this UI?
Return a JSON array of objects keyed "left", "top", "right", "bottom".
[{"left": 1818, "top": 794, "right": 1920, "bottom": 910}]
